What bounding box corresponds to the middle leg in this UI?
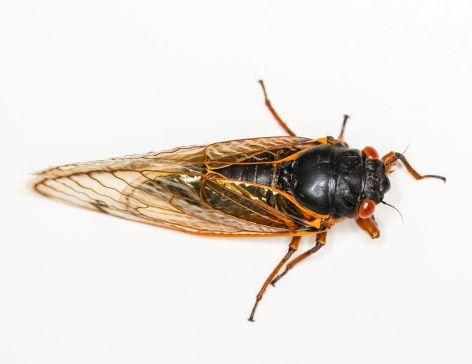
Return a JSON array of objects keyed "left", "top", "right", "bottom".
[{"left": 271, "top": 232, "right": 327, "bottom": 286}]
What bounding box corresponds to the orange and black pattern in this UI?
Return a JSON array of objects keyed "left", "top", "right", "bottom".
[{"left": 29, "top": 136, "right": 337, "bottom": 237}]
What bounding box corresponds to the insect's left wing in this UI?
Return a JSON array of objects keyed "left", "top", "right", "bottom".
[{"left": 29, "top": 137, "right": 333, "bottom": 236}]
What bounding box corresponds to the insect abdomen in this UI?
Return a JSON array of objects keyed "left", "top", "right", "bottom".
[{"left": 216, "top": 164, "right": 276, "bottom": 186}]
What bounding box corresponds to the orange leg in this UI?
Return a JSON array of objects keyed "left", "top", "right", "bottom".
[
  {"left": 381, "top": 151, "right": 397, "bottom": 174},
  {"left": 248, "top": 236, "right": 300, "bottom": 322},
  {"left": 356, "top": 216, "right": 380, "bottom": 239},
  {"left": 259, "top": 80, "right": 296, "bottom": 136},
  {"left": 381, "top": 151, "right": 446, "bottom": 182},
  {"left": 271, "top": 232, "right": 327, "bottom": 286}
]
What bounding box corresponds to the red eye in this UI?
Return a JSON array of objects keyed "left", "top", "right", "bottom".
[
  {"left": 359, "top": 199, "right": 375, "bottom": 219},
  {"left": 363, "top": 146, "right": 379, "bottom": 160}
]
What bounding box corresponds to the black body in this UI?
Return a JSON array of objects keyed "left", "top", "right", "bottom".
[
  {"left": 216, "top": 163, "right": 276, "bottom": 186},
  {"left": 281, "top": 145, "right": 390, "bottom": 218},
  {"left": 218, "top": 143, "right": 391, "bottom": 219}
]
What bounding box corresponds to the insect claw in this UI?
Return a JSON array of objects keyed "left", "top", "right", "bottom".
[
  {"left": 424, "top": 175, "right": 446, "bottom": 183},
  {"left": 271, "top": 272, "right": 285, "bottom": 286},
  {"left": 248, "top": 307, "right": 257, "bottom": 322}
]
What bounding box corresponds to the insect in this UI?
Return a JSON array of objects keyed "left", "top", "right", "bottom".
[{"left": 29, "top": 81, "right": 445, "bottom": 321}]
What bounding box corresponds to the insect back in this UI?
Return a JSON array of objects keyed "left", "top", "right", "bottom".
[{"left": 280, "top": 144, "right": 391, "bottom": 219}]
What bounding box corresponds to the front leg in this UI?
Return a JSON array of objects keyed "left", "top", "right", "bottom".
[
  {"left": 356, "top": 216, "right": 380, "bottom": 239},
  {"left": 381, "top": 151, "right": 446, "bottom": 182}
]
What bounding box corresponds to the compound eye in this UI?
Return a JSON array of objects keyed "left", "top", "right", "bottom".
[
  {"left": 359, "top": 199, "right": 376, "bottom": 219},
  {"left": 363, "top": 146, "right": 379, "bottom": 160}
]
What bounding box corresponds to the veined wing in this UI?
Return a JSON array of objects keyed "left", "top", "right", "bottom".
[
  {"left": 204, "top": 135, "right": 328, "bottom": 165},
  {"left": 29, "top": 137, "right": 331, "bottom": 236}
]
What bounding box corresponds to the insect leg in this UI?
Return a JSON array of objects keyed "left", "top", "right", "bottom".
[
  {"left": 258, "top": 80, "right": 296, "bottom": 136},
  {"left": 248, "top": 236, "right": 300, "bottom": 322},
  {"left": 381, "top": 151, "right": 446, "bottom": 182},
  {"left": 271, "top": 232, "right": 326, "bottom": 286},
  {"left": 355, "top": 216, "right": 380, "bottom": 239},
  {"left": 337, "top": 115, "right": 350, "bottom": 143},
  {"left": 381, "top": 151, "right": 397, "bottom": 174}
]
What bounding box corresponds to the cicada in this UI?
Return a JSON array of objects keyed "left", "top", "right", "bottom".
[{"left": 29, "top": 81, "right": 445, "bottom": 321}]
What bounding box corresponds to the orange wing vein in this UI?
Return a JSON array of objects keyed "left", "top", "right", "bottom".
[{"left": 29, "top": 136, "right": 330, "bottom": 236}]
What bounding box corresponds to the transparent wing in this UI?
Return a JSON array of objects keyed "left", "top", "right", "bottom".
[{"left": 29, "top": 137, "right": 330, "bottom": 236}]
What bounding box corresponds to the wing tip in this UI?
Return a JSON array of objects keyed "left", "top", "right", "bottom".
[{"left": 27, "top": 175, "right": 44, "bottom": 194}]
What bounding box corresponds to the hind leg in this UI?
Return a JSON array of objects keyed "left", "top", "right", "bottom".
[
  {"left": 259, "top": 80, "right": 297, "bottom": 136},
  {"left": 248, "top": 236, "right": 300, "bottom": 322}
]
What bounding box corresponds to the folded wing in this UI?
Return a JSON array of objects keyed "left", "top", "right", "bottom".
[{"left": 29, "top": 137, "right": 326, "bottom": 236}]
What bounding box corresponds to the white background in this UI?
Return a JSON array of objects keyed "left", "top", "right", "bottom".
[{"left": 1, "top": 1, "right": 471, "bottom": 363}]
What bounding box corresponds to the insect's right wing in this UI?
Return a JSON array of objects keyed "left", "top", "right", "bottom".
[{"left": 30, "top": 136, "right": 329, "bottom": 236}]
